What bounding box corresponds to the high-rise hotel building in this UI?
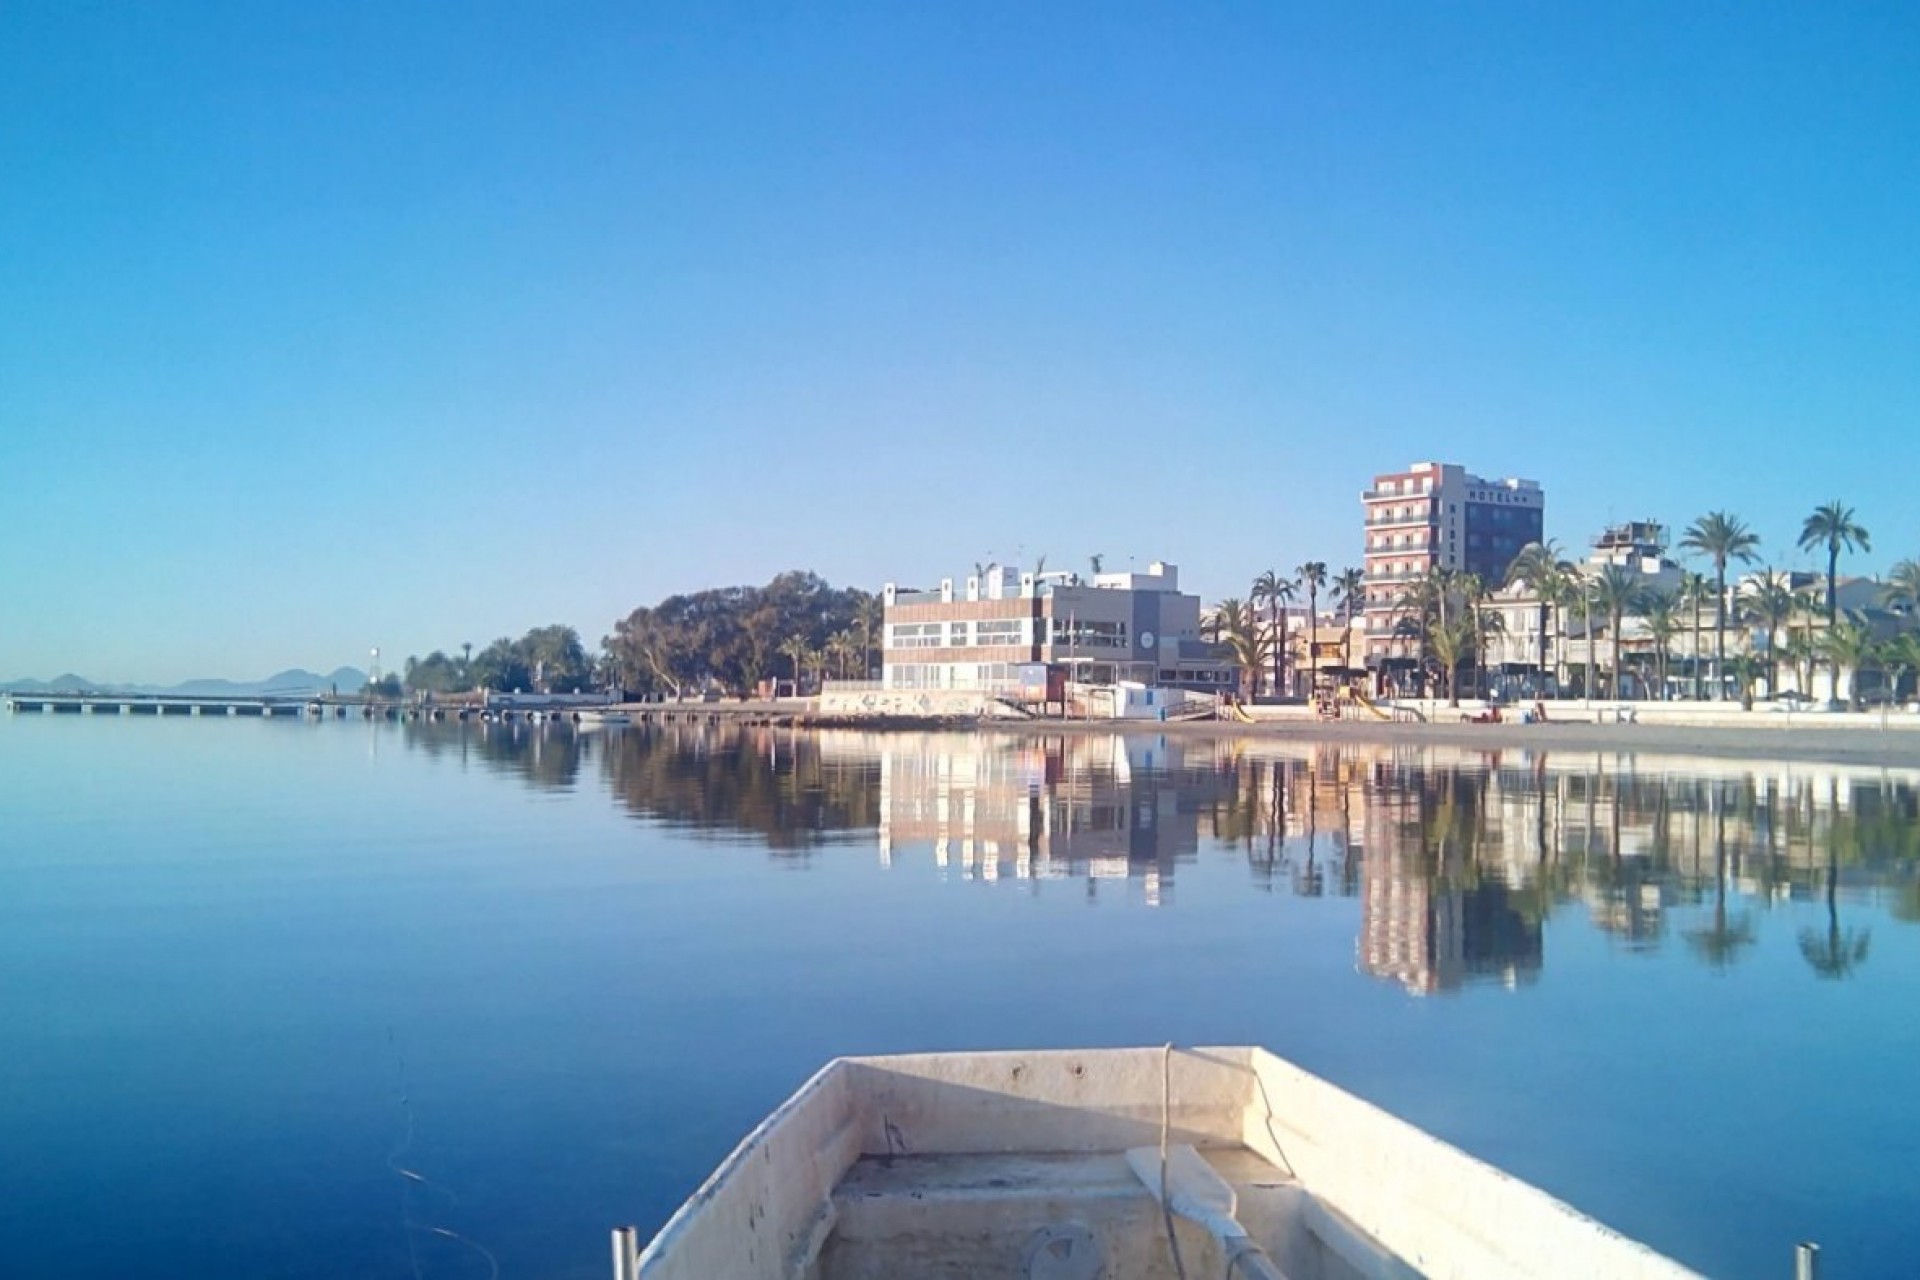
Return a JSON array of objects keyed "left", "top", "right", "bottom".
[{"left": 1361, "top": 461, "right": 1543, "bottom": 675}]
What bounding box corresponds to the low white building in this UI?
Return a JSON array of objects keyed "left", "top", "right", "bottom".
[{"left": 880, "top": 560, "right": 1232, "bottom": 693}]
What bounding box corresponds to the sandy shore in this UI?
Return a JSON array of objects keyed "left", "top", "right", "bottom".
[{"left": 977, "top": 714, "right": 1920, "bottom": 769}]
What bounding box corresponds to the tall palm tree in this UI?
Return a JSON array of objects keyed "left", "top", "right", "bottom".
[
  {"left": 1460, "top": 572, "right": 1493, "bottom": 697},
  {"left": 1332, "top": 567, "right": 1367, "bottom": 676},
  {"left": 778, "top": 635, "right": 812, "bottom": 693},
  {"left": 1250, "top": 570, "right": 1296, "bottom": 697},
  {"left": 1678, "top": 571, "right": 1711, "bottom": 700},
  {"left": 1679, "top": 511, "right": 1761, "bottom": 700},
  {"left": 854, "top": 594, "right": 884, "bottom": 678},
  {"left": 1505, "top": 539, "right": 1568, "bottom": 694},
  {"left": 1587, "top": 565, "right": 1645, "bottom": 699},
  {"left": 1295, "top": 561, "right": 1328, "bottom": 694},
  {"left": 1739, "top": 569, "right": 1796, "bottom": 697},
  {"left": 1798, "top": 500, "right": 1870, "bottom": 624}
]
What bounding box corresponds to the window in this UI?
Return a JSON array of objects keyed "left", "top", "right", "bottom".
[
  {"left": 1050, "top": 618, "right": 1129, "bottom": 649},
  {"left": 973, "top": 619, "right": 1024, "bottom": 646},
  {"left": 888, "top": 622, "right": 945, "bottom": 650}
]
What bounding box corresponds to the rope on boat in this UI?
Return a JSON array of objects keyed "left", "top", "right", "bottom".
[
  {"left": 1158, "top": 1042, "right": 1192, "bottom": 1280},
  {"left": 388, "top": 1032, "right": 501, "bottom": 1280}
]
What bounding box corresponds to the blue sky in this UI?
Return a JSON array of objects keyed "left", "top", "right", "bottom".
[{"left": 4, "top": 3, "right": 1917, "bottom": 682}]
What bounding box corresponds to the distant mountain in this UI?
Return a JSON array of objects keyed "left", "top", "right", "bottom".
[
  {"left": 3, "top": 667, "right": 370, "bottom": 696},
  {"left": 0, "top": 674, "right": 103, "bottom": 694}
]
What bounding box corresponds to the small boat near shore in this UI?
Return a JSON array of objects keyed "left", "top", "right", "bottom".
[
  {"left": 575, "top": 710, "right": 633, "bottom": 728},
  {"left": 615, "top": 1045, "right": 1703, "bottom": 1280}
]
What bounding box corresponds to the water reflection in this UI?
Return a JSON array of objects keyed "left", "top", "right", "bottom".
[{"left": 398, "top": 724, "right": 1920, "bottom": 988}]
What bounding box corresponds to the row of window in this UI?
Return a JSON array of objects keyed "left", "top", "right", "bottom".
[
  {"left": 1050, "top": 619, "right": 1128, "bottom": 649},
  {"left": 888, "top": 617, "right": 1133, "bottom": 651},
  {"left": 1369, "top": 531, "right": 1430, "bottom": 551},
  {"left": 887, "top": 620, "right": 1032, "bottom": 649}
]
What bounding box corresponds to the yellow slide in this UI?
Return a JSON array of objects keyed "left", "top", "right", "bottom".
[
  {"left": 1343, "top": 688, "right": 1393, "bottom": 721},
  {"left": 1230, "top": 702, "right": 1256, "bottom": 723}
]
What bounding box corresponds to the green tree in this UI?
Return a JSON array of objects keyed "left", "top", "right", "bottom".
[
  {"left": 1588, "top": 565, "right": 1645, "bottom": 699},
  {"left": 1880, "top": 633, "right": 1920, "bottom": 707},
  {"left": 1884, "top": 558, "right": 1920, "bottom": 615},
  {"left": 1640, "top": 590, "right": 1680, "bottom": 701},
  {"left": 519, "top": 624, "right": 592, "bottom": 693},
  {"left": 1250, "top": 569, "right": 1296, "bottom": 697},
  {"left": 1678, "top": 571, "right": 1712, "bottom": 700},
  {"left": 1798, "top": 500, "right": 1870, "bottom": 625},
  {"left": 778, "top": 635, "right": 812, "bottom": 693},
  {"left": 1332, "top": 567, "right": 1367, "bottom": 675},
  {"left": 1427, "top": 614, "right": 1475, "bottom": 707},
  {"left": 402, "top": 650, "right": 468, "bottom": 695},
  {"left": 1679, "top": 511, "right": 1761, "bottom": 700},
  {"left": 1207, "top": 598, "right": 1271, "bottom": 700},
  {"left": 853, "top": 593, "right": 884, "bottom": 679},
  {"left": 469, "top": 636, "right": 533, "bottom": 692},
  {"left": 1818, "top": 613, "right": 1877, "bottom": 711},
  {"left": 1739, "top": 570, "right": 1796, "bottom": 698},
  {"left": 1295, "top": 561, "right": 1328, "bottom": 693},
  {"left": 1506, "top": 540, "right": 1570, "bottom": 693}
]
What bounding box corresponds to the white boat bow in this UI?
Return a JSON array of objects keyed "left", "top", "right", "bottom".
[{"left": 614, "top": 1045, "right": 1710, "bottom": 1280}]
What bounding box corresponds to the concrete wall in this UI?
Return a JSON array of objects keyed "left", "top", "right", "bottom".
[{"left": 817, "top": 687, "right": 996, "bottom": 719}]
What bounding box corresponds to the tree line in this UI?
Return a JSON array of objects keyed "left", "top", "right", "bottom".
[
  {"left": 380, "top": 571, "right": 878, "bottom": 699},
  {"left": 1203, "top": 561, "right": 1369, "bottom": 698}
]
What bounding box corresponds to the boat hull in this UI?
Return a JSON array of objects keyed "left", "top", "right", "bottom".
[{"left": 630, "top": 1046, "right": 1700, "bottom": 1280}]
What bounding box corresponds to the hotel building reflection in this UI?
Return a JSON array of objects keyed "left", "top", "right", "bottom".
[
  {"left": 1356, "top": 768, "right": 1544, "bottom": 995},
  {"left": 875, "top": 733, "right": 1207, "bottom": 905}
]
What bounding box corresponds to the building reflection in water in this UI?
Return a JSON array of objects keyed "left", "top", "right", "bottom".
[
  {"left": 396, "top": 722, "right": 1920, "bottom": 989},
  {"left": 875, "top": 733, "right": 1216, "bottom": 906}
]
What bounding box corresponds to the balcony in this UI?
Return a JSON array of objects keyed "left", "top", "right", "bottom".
[{"left": 1363, "top": 510, "right": 1434, "bottom": 527}]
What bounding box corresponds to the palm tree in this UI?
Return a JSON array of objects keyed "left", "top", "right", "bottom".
[
  {"left": 1207, "top": 598, "right": 1270, "bottom": 700},
  {"left": 1587, "top": 565, "right": 1645, "bottom": 699},
  {"left": 1679, "top": 511, "right": 1761, "bottom": 700},
  {"left": 1641, "top": 589, "right": 1680, "bottom": 701},
  {"left": 854, "top": 594, "right": 884, "bottom": 678},
  {"left": 826, "top": 629, "right": 858, "bottom": 679},
  {"left": 1739, "top": 570, "right": 1796, "bottom": 697},
  {"left": 1332, "top": 567, "right": 1367, "bottom": 676},
  {"left": 1884, "top": 558, "right": 1920, "bottom": 615},
  {"left": 1505, "top": 540, "right": 1568, "bottom": 695},
  {"left": 1725, "top": 653, "right": 1764, "bottom": 712},
  {"left": 1250, "top": 570, "right": 1296, "bottom": 698},
  {"left": 1295, "top": 562, "right": 1328, "bottom": 695},
  {"left": 1880, "top": 632, "right": 1920, "bottom": 708},
  {"left": 1798, "top": 501, "right": 1870, "bottom": 624},
  {"left": 778, "top": 635, "right": 811, "bottom": 694},
  {"left": 1427, "top": 615, "right": 1476, "bottom": 707},
  {"left": 1818, "top": 613, "right": 1877, "bottom": 711},
  {"left": 1460, "top": 572, "right": 1494, "bottom": 697},
  {"left": 1678, "top": 572, "right": 1711, "bottom": 700}
]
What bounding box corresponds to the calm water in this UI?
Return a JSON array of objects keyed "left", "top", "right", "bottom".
[{"left": 4, "top": 716, "right": 1919, "bottom": 1279}]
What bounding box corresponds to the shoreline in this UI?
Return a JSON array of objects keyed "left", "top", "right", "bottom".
[{"left": 969, "top": 713, "right": 1920, "bottom": 769}]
